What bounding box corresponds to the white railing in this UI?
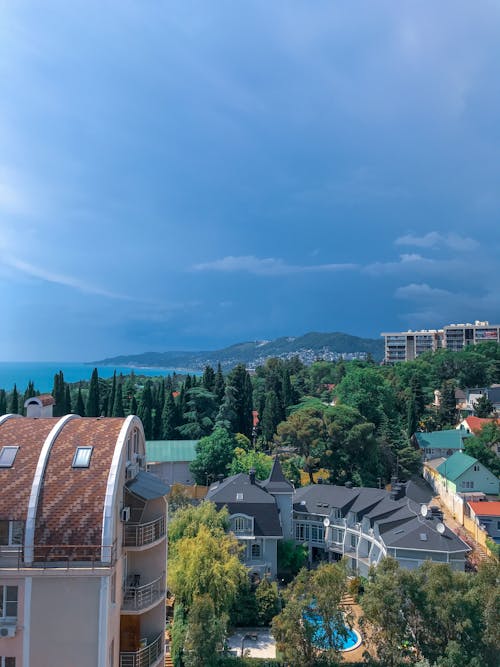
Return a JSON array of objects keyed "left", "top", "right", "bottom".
[
  {"left": 124, "top": 516, "right": 166, "bottom": 548},
  {"left": 120, "top": 632, "right": 163, "bottom": 667},
  {"left": 122, "top": 573, "right": 165, "bottom": 612}
]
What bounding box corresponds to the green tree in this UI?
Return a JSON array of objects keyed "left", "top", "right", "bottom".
[
  {"left": 112, "top": 382, "right": 125, "bottom": 417},
  {"left": 227, "top": 364, "right": 253, "bottom": 437},
  {"left": 202, "top": 365, "right": 215, "bottom": 392},
  {"left": 0, "top": 389, "right": 7, "bottom": 415},
  {"left": 86, "top": 368, "right": 100, "bottom": 417},
  {"left": 23, "top": 380, "right": 36, "bottom": 403},
  {"left": 183, "top": 594, "right": 224, "bottom": 667},
  {"left": 153, "top": 379, "right": 165, "bottom": 439},
  {"left": 465, "top": 424, "right": 500, "bottom": 477},
  {"left": 213, "top": 362, "right": 225, "bottom": 404},
  {"left": 215, "top": 384, "right": 239, "bottom": 432},
  {"left": 255, "top": 578, "right": 280, "bottom": 626},
  {"left": 64, "top": 385, "right": 72, "bottom": 414},
  {"left": 473, "top": 394, "right": 494, "bottom": 418},
  {"left": 229, "top": 448, "right": 273, "bottom": 479},
  {"left": 438, "top": 380, "right": 457, "bottom": 427},
  {"left": 161, "top": 389, "right": 178, "bottom": 439},
  {"left": 169, "top": 501, "right": 229, "bottom": 545},
  {"left": 261, "top": 391, "right": 282, "bottom": 442},
  {"left": 10, "top": 384, "right": 19, "bottom": 414},
  {"left": 138, "top": 380, "right": 153, "bottom": 439},
  {"left": 178, "top": 387, "right": 217, "bottom": 439},
  {"left": 189, "top": 428, "right": 235, "bottom": 485},
  {"left": 277, "top": 540, "right": 308, "bottom": 578},
  {"left": 108, "top": 371, "right": 117, "bottom": 417},
  {"left": 275, "top": 407, "right": 327, "bottom": 483},
  {"left": 272, "top": 561, "right": 351, "bottom": 666},
  {"left": 76, "top": 384, "right": 85, "bottom": 416}
]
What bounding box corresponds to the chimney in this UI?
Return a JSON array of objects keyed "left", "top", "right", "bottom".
[
  {"left": 249, "top": 468, "right": 256, "bottom": 485},
  {"left": 345, "top": 481, "right": 353, "bottom": 489}
]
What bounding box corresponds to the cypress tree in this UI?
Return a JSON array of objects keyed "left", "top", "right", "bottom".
[
  {"left": 406, "top": 393, "right": 418, "bottom": 440},
  {"left": 261, "top": 391, "right": 280, "bottom": 442},
  {"left": 108, "top": 371, "right": 117, "bottom": 417},
  {"left": 438, "top": 380, "right": 457, "bottom": 428},
  {"left": 86, "top": 368, "right": 100, "bottom": 417},
  {"left": 65, "top": 385, "right": 72, "bottom": 414},
  {"left": 52, "top": 370, "right": 66, "bottom": 417},
  {"left": 0, "top": 389, "right": 7, "bottom": 415},
  {"left": 23, "top": 381, "right": 36, "bottom": 403},
  {"left": 161, "top": 389, "right": 177, "bottom": 439},
  {"left": 153, "top": 380, "right": 165, "bottom": 439},
  {"left": 202, "top": 365, "right": 215, "bottom": 392},
  {"left": 184, "top": 375, "right": 192, "bottom": 392},
  {"left": 138, "top": 381, "right": 153, "bottom": 439},
  {"left": 10, "top": 384, "right": 19, "bottom": 415},
  {"left": 76, "top": 385, "right": 85, "bottom": 416},
  {"left": 227, "top": 364, "right": 253, "bottom": 437},
  {"left": 215, "top": 385, "right": 239, "bottom": 432},
  {"left": 113, "top": 382, "right": 125, "bottom": 417},
  {"left": 214, "top": 363, "right": 225, "bottom": 404},
  {"left": 130, "top": 395, "right": 138, "bottom": 415}
]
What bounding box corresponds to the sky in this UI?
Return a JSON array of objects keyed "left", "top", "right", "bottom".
[{"left": 1, "top": 1, "right": 500, "bottom": 361}]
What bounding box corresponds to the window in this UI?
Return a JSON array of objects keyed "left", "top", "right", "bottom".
[
  {"left": 497, "top": 521, "right": 500, "bottom": 530},
  {"left": 251, "top": 543, "right": 261, "bottom": 559},
  {"left": 332, "top": 509, "right": 342, "bottom": 520},
  {"left": 110, "top": 572, "right": 116, "bottom": 604},
  {"left": 0, "top": 447, "right": 19, "bottom": 468},
  {"left": 0, "top": 586, "right": 18, "bottom": 619},
  {"left": 473, "top": 465, "right": 480, "bottom": 472},
  {"left": 236, "top": 493, "right": 243, "bottom": 501},
  {"left": 72, "top": 446, "right": 93, "bottom": 468},
  {"left": 0, "top": 521, "right": 23, "bottom": 546},
  {"left": 1, "top": 659, "right": 16, "bottom": 667},
  {"left": 350, "top": 534, "right": 358, "bottom": 548},
  {"left": 233, "top": 516, "right": 250, "bottom": 533}
]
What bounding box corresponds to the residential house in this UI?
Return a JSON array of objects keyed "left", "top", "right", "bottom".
[
  {"left": 464, "top": 386, "right": 500, "bottom": 415},
  {"left": 413, "top": 430, "right": 471, "bottom": 461},
  {"left": 467, "top": 501, "right": 500, "bottom": 544},
  {"left": 435, "top": 451, "right": 499, "bottom": 496},
  {"left": 0, "top": 411, "right": 169, "bottom": 667},
  {"left": 146, "top": 439, "right": 199, "bottom": 486},
  {"left": 205, "top": 458, "right": 293, "bottom": 579},
  {"left": 293, "top": 481, "right": 470, "bottom": 575}
]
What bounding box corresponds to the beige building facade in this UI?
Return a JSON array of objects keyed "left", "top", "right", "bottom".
[{"left": 0, "top": 411, "right": 168, "bottom": 667}]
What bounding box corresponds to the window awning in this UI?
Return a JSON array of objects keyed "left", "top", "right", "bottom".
[{"left": 126, "top": 471, "right": 170, "bottom": 500}]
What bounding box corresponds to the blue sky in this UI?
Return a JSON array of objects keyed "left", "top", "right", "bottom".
[{"left": 1, "top": 1, "right": 500, "bottom": 361}]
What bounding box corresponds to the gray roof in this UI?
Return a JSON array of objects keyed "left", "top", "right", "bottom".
[
  {"left": 206, "top": 473, "right": 282, "bottom": 537},
  {"left": 382, "top": 515, "right": 469, "bottom": 553},
  {"left": 293, "top": 484, "right": 357, "bottom": 515},
  {"left": 126, "top": 471, "right": 170, "bottom": 500},
  {"left": 261, "top": 456, "right": 294, "bottom": 494}
]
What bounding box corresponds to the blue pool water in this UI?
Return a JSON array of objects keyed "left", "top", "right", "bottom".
[{"left": 306, "top": 611, "right": 360, "bottom": 651}]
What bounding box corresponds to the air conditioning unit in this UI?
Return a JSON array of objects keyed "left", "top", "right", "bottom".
[
  {"left": 125, "top": 463, "right": 138, "bottom": 480},
  {"left": 121, "top": 507, "right": 131, "bottom": 523},
  {"left": 0, "top": 624, "right": 16, "bottom": 638}
]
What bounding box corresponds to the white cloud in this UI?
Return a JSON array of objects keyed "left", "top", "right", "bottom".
[
  {"left": 1, "top": 253, "right": 131, "bottom": 300},
  {"left": 395, "top": 231, "right": 479, "bottom": 251},
  {"left": 364, "top": 253, "right": 436, "bottom": 276},
  {"left": 395, "top": 283, "right": 451, "bottom": 299},
  {"left": 192, "top": 255, "right": 358, "bottom": 276}
]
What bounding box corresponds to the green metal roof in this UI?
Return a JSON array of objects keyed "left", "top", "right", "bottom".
[
  {"left": 146, "top": 440, "right": 199, "bottom": 463},
  {"left": 414, "top": 430, "right": 470, "bottom": 450},
  {"left": 437, "top": 451, "right": 479, "bottom": 481}
]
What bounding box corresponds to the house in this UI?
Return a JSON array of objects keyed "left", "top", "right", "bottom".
[
  {"left": 293, "top": 481, "right": 470, "bottom": 575},
  {"left": 467, "top": 501, "right": 500, "bottom": 544},
  {"left": 146, "top": 439, "right": 199, "bottom": 486},
  {"left": 413, "top": 430, "right": 471, "bottom": 460},
  {"left": 435, "top": 451, "right": 499, "bottom": 496},
  {"left": 205, "top": 458, "right": 293, "bottom": 579},
  {"left": 465, "top": 386, "right": 500, "bottom": 415},
  {"left": 457, "top": 416, "right": 500, "bottom": 435},
  {"left": 0, "top": 412, "right": 169, "bottom": 667}
]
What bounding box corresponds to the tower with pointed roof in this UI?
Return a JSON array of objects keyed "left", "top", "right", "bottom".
[{"left": 261, "top": 456, "right": 294, "bottom": 540}]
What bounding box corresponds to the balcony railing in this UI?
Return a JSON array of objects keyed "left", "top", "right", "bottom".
[
  {"left": 2, "top": 543, "right": 117, "bottom": 569},
  {"left": 120, "top": 632, "right": 163, "bottom": 667},
  {"left": 122, "top": 573, "right": 165, "bottom": 612},
  {"left": 123, "top": 516, "right": 166, "bottom": 548}
]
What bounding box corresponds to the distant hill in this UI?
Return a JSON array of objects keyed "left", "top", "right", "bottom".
[{"left": 93, "top": 331, "right": 384, "bottom": 371}]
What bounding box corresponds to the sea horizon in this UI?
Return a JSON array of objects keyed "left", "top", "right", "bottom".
[{"left": 0, "top": 361, "right": 199, "bottom": 393}]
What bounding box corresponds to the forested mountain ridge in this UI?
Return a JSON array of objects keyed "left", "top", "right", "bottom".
[{"left": 93, "top": 331, "right": 384, "bottom": 369}]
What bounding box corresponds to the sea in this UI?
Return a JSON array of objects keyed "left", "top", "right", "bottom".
[{"left": 0, "top": 362, "right": 190, "bottom": 393}]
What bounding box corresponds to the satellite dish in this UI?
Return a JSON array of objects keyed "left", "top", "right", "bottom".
[
  {"left": 436, "top": 522, "right": 445, "bottom": 534},
  {"left": 323, "top": 517, "right": 330, "bottom": 527},
  {"left": 420, "top": 504, "right": 429, "bottom": 518}
]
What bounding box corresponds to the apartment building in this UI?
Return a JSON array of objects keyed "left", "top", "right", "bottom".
[
  {"left": 382, "top": 320, "right": 500, "bottom": 363},
  {"left": 0, "top": 407, "right": 169, "bottom": 667}
]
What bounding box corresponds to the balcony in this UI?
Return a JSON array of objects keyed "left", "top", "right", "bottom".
[
  {"left": 122, "top": 573, "right": 165, "bottom": 613},
  {"left": 120, "top": 632, "right": 163, "bottom": 667},
  {"left": 123, "top": 516, "right": 166, "bottom": 549}
]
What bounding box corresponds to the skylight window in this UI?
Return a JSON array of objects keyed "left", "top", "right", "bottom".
[
  {"left": 0, "top": 446, "right": 19, "bottom": 468},
  {"left": 72, "top": 446, "right": 93, "bottom": 468},
  {"left": 236, "top": 493, "right": 243, "bottom": 501},
  {"left": 419, "top": 533, "right": 428, "bottom": 541}
]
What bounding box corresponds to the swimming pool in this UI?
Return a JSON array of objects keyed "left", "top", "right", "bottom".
[{"left": 306, "top": 611, "right": 362, "bottom": 652}]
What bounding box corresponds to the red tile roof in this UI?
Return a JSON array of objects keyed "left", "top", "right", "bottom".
[
  {"left": 0, "top": 418, "right": 59, "bottom": 521},
  {"left": 37, "top": 394, "right": 56, "bottom": 406},
  {"left": 35, "top": 418, "right": 125, "bottom": 548},
  {"left": 463, "top": 416, "right": 500, "bottom": 434},
  {"left": 468, "top": 501, "right": 500, "bottom": 517}
]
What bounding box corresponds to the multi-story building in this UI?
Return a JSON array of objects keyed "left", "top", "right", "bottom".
[
  {"left": 0, "top": 405, "right": 169, "bottom": 667},
  {"left": 381, "top": 320, "right": 500, "bottom": 363}
]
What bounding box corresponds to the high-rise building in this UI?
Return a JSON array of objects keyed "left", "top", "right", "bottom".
[{"left": 381, "top": 321, "right": 500, "bottom": 363}]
